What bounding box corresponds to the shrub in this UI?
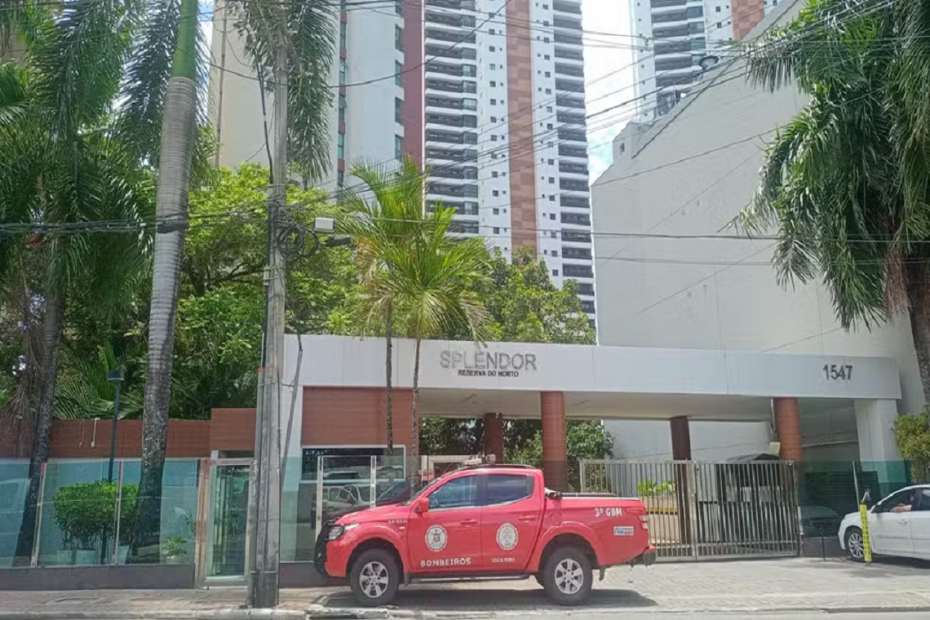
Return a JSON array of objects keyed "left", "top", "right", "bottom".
[{"left": 52, "top": 481, "right": 139, "bottom": 550}]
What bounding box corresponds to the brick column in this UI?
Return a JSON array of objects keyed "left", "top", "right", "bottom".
[
  {"left": 541, "top": 392, "right": 568, "bottom": 490},
  {"left": 483, "top": 413, "right": 504, "bottom": 463},
  {"left": 670, "top": 416, "right": 691, "bottom": 461},
  {"left": 774, "top": 397, "right": 803, "bottom": 461}
]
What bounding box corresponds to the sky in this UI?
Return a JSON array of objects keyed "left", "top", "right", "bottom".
[{"left": 201, "top": 0, "right": 634, "bottom": 180}]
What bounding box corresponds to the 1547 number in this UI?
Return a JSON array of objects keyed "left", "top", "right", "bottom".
[{"left": 823, "top": 363, "right": 853, "bottom": 381}]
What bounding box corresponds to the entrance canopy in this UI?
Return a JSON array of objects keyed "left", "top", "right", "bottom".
[{"left": 285, "top": 335, "right": 900, "bottom": 422}]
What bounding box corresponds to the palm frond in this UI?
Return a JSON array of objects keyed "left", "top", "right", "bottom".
[{"left": 0, "top": 62, "right": 28, "bottom": 127}]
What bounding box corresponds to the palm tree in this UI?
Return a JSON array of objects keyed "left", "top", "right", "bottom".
[
  {"left": 339, "top": 158, "right": 433, "bottom": 457},
  {"left": 738, "top": 0, "right": 930, "bottom": 400},
  {"left": 125, "top": 0, "right": 334, "bottom": 558},
  {"left": 380, "top": 205, "right": 490, "bottom": 465},
  {"left": 0, "top": 0, "right": 149, "bottom": 563}
]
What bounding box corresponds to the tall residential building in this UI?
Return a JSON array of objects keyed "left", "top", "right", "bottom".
[
  {"left": 630, "top": 0, "right": 777, "bottom": 119},
  {"left": 210, "top": 0, "right": 596, "bottom": 327},
  {"left": 421, "top": 0, "right": 596, "bottom": 327}
]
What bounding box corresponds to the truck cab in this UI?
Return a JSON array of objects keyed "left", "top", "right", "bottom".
[{"left": 316, "top": 464, "right": 655, "bottom": 607}]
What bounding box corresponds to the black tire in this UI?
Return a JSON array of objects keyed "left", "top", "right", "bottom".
[
  {"left": 349, "top": 548, "right": 400, "bottom": 607},
  {"left": 542, "top": 546, "right": 593, "bottom": 606},
  {"left": 845, "top": 527, "right": 866, "bottom": 563}
]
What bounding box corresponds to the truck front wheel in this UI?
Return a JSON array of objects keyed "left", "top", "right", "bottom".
[
  {"left": 542, "top": 546, "right": 593, "bottom": 606},
  {"left": 349, "top": 548, "right": 400, "bottom": 607}
]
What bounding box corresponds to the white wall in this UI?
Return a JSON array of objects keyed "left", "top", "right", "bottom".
[
  {"left": 592, "top": 1, "right": 923, "bottom": 418},
  {"left": 606, "top": 419, "right": 772, "bottom": 461}
]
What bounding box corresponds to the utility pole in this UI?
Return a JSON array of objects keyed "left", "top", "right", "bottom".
[{"left": 248, "top": 33, "right": 288, "bottom": 609}]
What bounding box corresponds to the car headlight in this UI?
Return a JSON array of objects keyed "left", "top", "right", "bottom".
[{"left": 328, "top": 522, "right": 359, "bottom": 541}]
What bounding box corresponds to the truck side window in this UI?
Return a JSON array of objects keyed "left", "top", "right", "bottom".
[
  {"left": 429, "top": 475, "right": 478, "bottom": 510},
  {"left": 485, "top": 474, "right": 534, "bottom": 506}
]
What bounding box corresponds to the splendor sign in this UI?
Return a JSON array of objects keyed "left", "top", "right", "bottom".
[{"left": 439, "top": 349, "right": 538, "bottom": 378}]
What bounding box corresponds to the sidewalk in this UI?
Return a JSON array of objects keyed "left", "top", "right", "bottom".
[{"left": 1, "top": 558, "right": 929, "bottom": 619}]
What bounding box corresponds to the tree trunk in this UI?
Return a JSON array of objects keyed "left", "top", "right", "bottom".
[
  {"left": 14, "top": 285, "right": 63, "bottom": 566},
  {"left": 385, "top": 298, "right": 393, "bottom": 456},
  {"left": 411, "top": 338, "right": 422, "bottom": 475},
  {"left": 907, "top": 264, "right": 930, "bottom": 405},
  {"left": 133, "top": 1, "right": 199, "bottom": 561}
]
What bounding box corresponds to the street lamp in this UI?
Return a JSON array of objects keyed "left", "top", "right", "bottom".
[{"left": 106, "top": 369, "right": 124, "bottom": 482}]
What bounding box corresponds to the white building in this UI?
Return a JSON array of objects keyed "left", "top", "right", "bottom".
[
  {"left": 592, "top": 0, "right": 919, "bottom": 464},
  {"left": 630, "top": 0, "right": 778, "bottom": 119},
  {"left": 209, "top": 0, "right": 597, "bottom": 327}
]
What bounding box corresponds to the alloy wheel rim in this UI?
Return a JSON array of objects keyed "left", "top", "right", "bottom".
[
  {"left": 848, "top": 532, "right": 864, "bottom": 559},
  {"left": 359, "top": 561, "right": 389, "bottom": 598},
  {"left": 555, "top": 558, "right": 584, "bottom": 595}
]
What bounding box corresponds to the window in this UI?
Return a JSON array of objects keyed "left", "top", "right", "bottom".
[
  {"left": 552, "top": 269, "right": 559, "bottom": 277},
  {"left": 548, "top": 158, "right": 554, "bottom": 165},
  {"left": 394, "top": 135, "right": 403, "bottom": 160},
  {"left": 337, "top": 170, "right": 345, "bottom": 187},
  {"left": 395, "top": 25, "right": 403, "bottom": 51},
  {"left": 493, "top": 207, "right": 500, "bottom": 215},
  {"left": 395, "top": 98, "right": 403, "bottom": 123},
  {"left": 552, "top": 250, "right": 558, "bottom": 257},
  {"left": 545, "top": 71, "right": 551, "bottom": 78},
  {"left": 489, "top": 63, "right": 497, "bottom": 70},
  {"left": 491, "top": 135, "right": 498, "bottom": 142},
  {"left": 489, "top": 45, "right": 496, "bottom": 52},
  {"left": 490, "top": 28, "right": 496, "bottom": 34},
  {"left": 485, "top": 475, "right": 534, "bottom": 505},
  {"left": 492, "top": 190, "right": 499, "bottom": 196},
  {"left": 395, "top": 61, "right": 403, "bottom": 86},
  {"left": 549, "top": 177, "right": 555, "bottom": 183},
  {"left": 338, "top": 95, "right": 346, "bottom": 125},
  {"left": 340, "top": 22, "right": 347, "bottom": 49},
  {"left": 340, "top": 60, "right": 347, "bottom": 85},
  {"left": 492, "top": 171, "right": 499, "bottom": 178},
  {"left": 544, "top": 54, "right": 550, "bottom": 60},
  {"left": 918, "top": 489, "right": 930, "bottom": 511},
  {"left": 493, "top": 227, "right": 500, "bottom": 234},
  {"left": 463, "top": 64, "right": 477, "bottom": 76},
  {"left": 716, "top": 21, "right": 722, "bottom": 28},
  {"left": 549, "top": 213, "right": 556, "bottom": 220},
  {"left": 490, "top": 98, "right": 497, "bottom": 105},
  {"left": 490, "top": 80, "right": 497, "bottom": 87},
  {"left": 543, "top": 20, "right": 549, "bottom": 26},
  {"left": 545, "top": 88, "right": 552, "bottom": 94},
  {"left": 395, "top": 0, "right": 402, "bottom": 15},
  {"left": 549, "top": 195, "right": 555, "bottom": 201},
  {"left": 546, "top": 105, "right": 553, "bottom": 112},
  {"left": 430, "top": 476, "right": 479, "bottom": 510},
  {"left": 463, "top": 98, "right": 478, "bottom": 110},
  {"left": 338, "top": 133, "right": 345, "bottom": 159},
  {"left": 715, "top": 5, "right": 721, "bottom": 11},
  {"left": 302, "top": 446, "right": 405, "bottom": 481},
  {"left": 490, "top": 116, "right": 497, "bottom": 122}
]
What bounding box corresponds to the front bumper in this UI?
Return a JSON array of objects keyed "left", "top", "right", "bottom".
[
  {"left": 632, "top": 546, "right": 657, "bottom": 566},
  {"left": 314, "top": 522, "right": 333, "bottom": 576}
]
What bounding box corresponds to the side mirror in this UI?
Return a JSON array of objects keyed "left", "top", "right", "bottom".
[{"left": 414, "top": 498, "right": 429, "bottom": 515}]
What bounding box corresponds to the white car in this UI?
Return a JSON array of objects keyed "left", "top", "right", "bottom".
[{"left": 838, "top": 484, "right": 930, "bottom": 562}]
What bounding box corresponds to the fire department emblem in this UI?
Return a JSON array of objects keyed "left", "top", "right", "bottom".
[
  {"left": 496, "top": 523, "right": 519, "bottom": 551},
  {"left": 426, "top": 525, "right": 448, "bottom": 552}
]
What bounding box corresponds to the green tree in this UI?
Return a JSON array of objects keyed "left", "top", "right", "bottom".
[
  {"left": 508, "top": 421, "right": 614, "bottom": 490},
  {"left": 739, "top": 0, "right": 930, "bottom": 400},
  {"left": 893, "top": 411, "right": 930, "bottom": 482},
  {"left": 339, "top": 159, "right": 435, "bottom": 456},
  {"left": 0, "top": 1, "right": 150, "bottom": 563},
  {"left": 380, "top": 204, "right": 490, "bottom": 466}
]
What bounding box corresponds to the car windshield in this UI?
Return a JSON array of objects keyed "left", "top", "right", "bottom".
[{"left": 401, "top": 475, "right": 445, "bottom": 504}]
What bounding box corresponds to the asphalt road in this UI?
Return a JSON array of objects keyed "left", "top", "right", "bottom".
[{"left": 543, "top": 614, "right": 930, "bottom": 620}]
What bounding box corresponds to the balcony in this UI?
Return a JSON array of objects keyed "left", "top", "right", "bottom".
[
  {"left": 561, "top": 194, "right": 589, "bottom": 208},
  {"left": 426, "top": 44, "right": 477, "bottom": 61},
  {"left": 556, "top": 112, "right": 585, "bottom": 127},
  {"left": 652, "top": 24, "right": 691, "bottom": 38},
  {"left": 429, "top": 200, "right": 479, "bottom": 216},
  {"left": 562, "top": 230, "right": 591, "bottom": 243},
  {"left": 426, "top": 147, "right": 478, "bottom": 161},
  {"left": 555, "top": 63, "right": 584, "bottom": 78},
  {"left": 426, "top": 113, "right": 477, "bottom": 128},
  {"left": 426, "top": 11, "right": 476, "bottom": 27},
  {"left": 655, "top": 56, "right": 695, "bottom": 71},
  {"left": 426, "top": 29, "right": 476, "bottom": 44},
  {"left": 576, "top": 282, "right": 594, "bottom": 296},
  {"left": 557, "top": 128, "right": 586, "bottom": 143},
  {"left": 449, "top": 221, "right": 479, "bottom": 234},
  {"left": 560, "top": 209, "right": 590, "bottom": 224},
  {"left": 431, "top": 165, "right": 478, "bottom": 180},
  {"left": 650, "top": 0, "right": 686, "bottom": 7},
  {"left": 426, "top": 129, "right": 478, "bottom": 144},
  {"left": 580, "top": 299, "right": 595, "bottom": 313},
  {"left": 559, "top": 162, "right": 588, "bottom": 175},
  {"left": 552, "top": 1, "right": 581, "bottom": 14},
  {"left": 553, "top": 16, "right": 582, "bottom": 31},
  {"left": 556, "top": 95, "right": 585, "bottom": 109},
  {"left": 555, "top": 78, "right": 584, "bottom": 94},
  {"left": 426, "top": 78, "right": 477, "bottom": 94},
  {"left": 426, "top": 61, "right": 474, "bottom": 77},
  {"left": 429, "top": 183, "right": 479, "bottom": 198},
  {"left": 554, "top": 31, "right": 582, "bottom": 46},
  {"left": 426, "top": 0, "right": 476, "bottom": 9},
  {"left": 563, "top": 264, "right": 594, "bottom": 278},
  {"left": 426, "top": 95, "right": 477, "bottom": 110},
  {"left": 562, "top": 246, "right": 592, "bottom": 260},
  {"left": 656, "top": 73, "right": 697, "bottom": 89},
  {"left": 554, "top": 46, "right": 584, "bottom": 62}
]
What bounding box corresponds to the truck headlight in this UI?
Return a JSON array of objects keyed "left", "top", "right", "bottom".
[{"left": 328, "top": 522, "right": 359, "bottom": 541}]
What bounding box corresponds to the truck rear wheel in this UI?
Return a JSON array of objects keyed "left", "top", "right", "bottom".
[
  {"left": 542, "top": 546, "right": 593, "bottom": 606},
  {"left": 349, "top": 548, "right": 400, "bottom": 607}
]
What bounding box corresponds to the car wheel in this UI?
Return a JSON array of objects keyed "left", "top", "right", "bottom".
[
  {"left": 349, "top": 549, "right": 400, "bottom": 607},
  {"left": 845, "top": 527, "right": 865, "bottom": 563},
  {"left": 542, "top": 546, "right": 593, "bottom": 606}
]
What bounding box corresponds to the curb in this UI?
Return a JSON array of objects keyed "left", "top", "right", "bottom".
[{"left": 0, "top": 612, "right": 308, "bottom": 620}]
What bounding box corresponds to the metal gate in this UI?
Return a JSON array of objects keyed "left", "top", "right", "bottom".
[{"left": 581, "top": 460, "right": 801, "bottom": 560}]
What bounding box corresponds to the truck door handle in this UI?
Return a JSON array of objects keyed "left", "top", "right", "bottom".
[
  {"left": 460, "top": 519, "right": 478, "bottom": 526},
  {"left": 519, "top": 515, "right": 536, "bottom": 522}
]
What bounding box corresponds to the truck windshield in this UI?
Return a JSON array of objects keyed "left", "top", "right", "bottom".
[{"left": 402, "top": 475, "right": 445, "bottom": 504}]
